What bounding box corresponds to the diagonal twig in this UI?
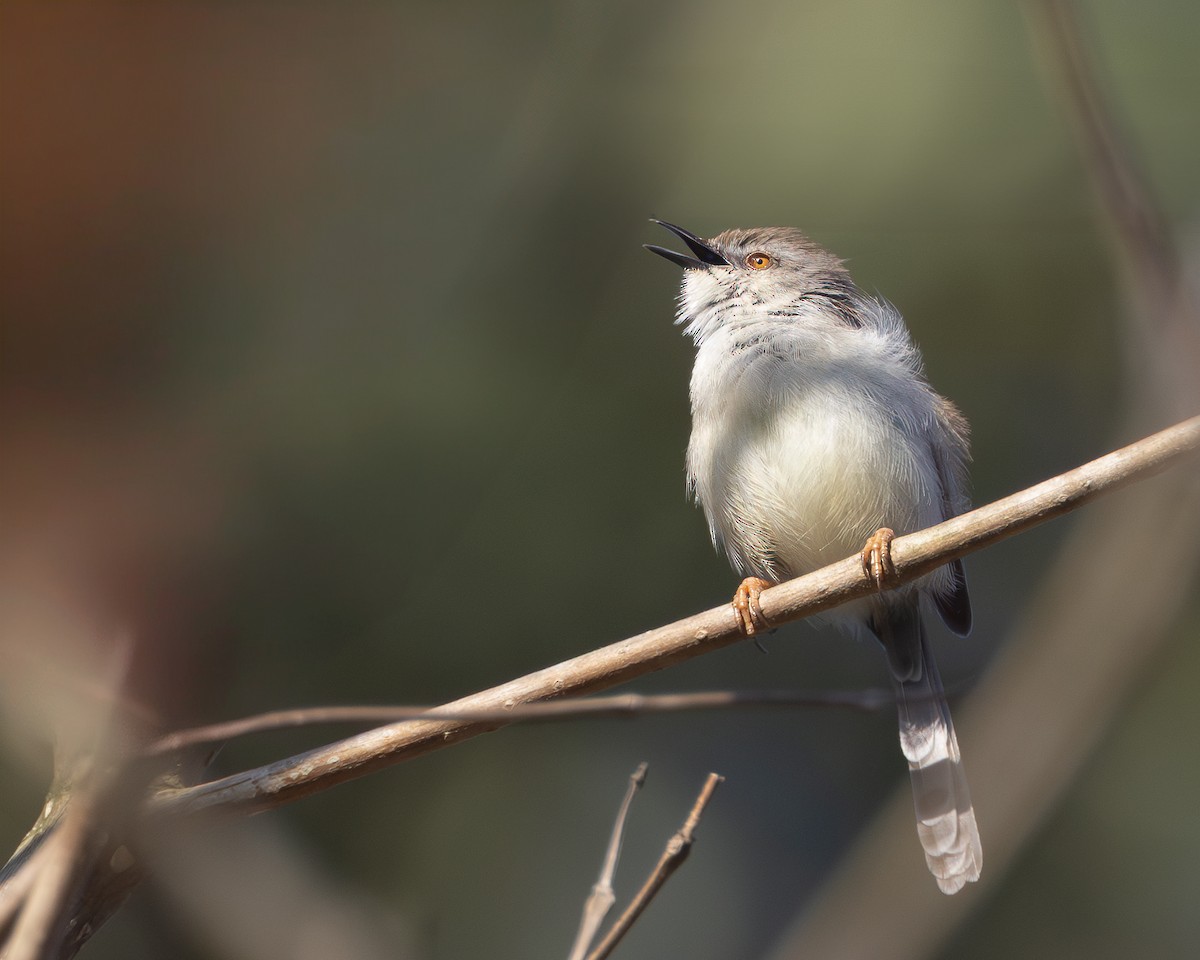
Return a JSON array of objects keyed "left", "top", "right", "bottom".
[
  {"left": 1025, "top": 0, "right": 1200, "bottom": 407},
  {"left": 1029, "top": 0, "right": 1177, "bottom": 293},
  {"left": 585, "top": 772, "right": 724, "bottom": 960},
  {"left": 567, "top": 763, "right": 648, "bottom": 960}
]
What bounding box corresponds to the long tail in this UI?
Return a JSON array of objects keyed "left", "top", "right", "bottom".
[{"left": 872, "top": 602, "right": 982, "bottom": 894}]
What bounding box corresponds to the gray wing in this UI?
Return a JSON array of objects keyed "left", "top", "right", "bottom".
[{"left": 929, "top": 399, "right": 972, "bottom": 637}]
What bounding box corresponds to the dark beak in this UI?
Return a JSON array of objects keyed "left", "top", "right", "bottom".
[{"left": 644, "top": 219, "right": 728, "bottom": 269}]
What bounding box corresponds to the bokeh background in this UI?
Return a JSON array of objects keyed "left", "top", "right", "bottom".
[{"left": 2, "top": 2, "right": 1198, "bottom": 958}]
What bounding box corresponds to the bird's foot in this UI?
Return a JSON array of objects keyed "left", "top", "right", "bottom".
[
  {"left": 733, "top": 577, "right": 774, "bottom": 635},
  {"left": 860, "top": 527, "right": 898, "bottom": 590}
]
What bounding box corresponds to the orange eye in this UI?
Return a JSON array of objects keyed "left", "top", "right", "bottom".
[{"left": 745, "top": 252, "right": 772, "bottom": 270}]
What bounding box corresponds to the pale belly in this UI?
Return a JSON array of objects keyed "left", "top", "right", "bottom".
[{"left": 690, "top": 386, "right": 943, "bottom": 584}]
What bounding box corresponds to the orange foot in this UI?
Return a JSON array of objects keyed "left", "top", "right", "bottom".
[
  {"left": 733, "top": 577, "right": 774, "bottom": 636},
  {"left": 860, "top": 527, "right": 897, "bottom": 590}
]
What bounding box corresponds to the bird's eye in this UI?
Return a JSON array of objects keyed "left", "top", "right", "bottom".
[{"left": 745, "top": 252, "right": 773, "bottom": 270}]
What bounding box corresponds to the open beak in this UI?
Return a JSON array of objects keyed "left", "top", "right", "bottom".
[{"left": 644, "top": 219, "right": 728, "bottom": 269}]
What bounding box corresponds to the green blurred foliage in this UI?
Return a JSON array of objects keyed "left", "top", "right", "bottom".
[{"left": 1, "top": 2, "right": 1197, "bottom": 958}]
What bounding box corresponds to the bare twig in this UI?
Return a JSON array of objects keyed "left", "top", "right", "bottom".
[
  {"left": 148, "top": 416, "right": 1199, "bottom": 819},
  {"left": 568, "top": 763, "right": 648, "bottom": 960},
  {"left": 1027, "top": 0, "right": 1177, "bottom": 295},
  {"left": 148, "top": 689, "right": 903, "bottom": 755},
  {"left": 1024, "top": 0, "right": 1200, "bottom": 408},
  {"left": 585, "top": 773, "right": 724, "bottom": 960}
]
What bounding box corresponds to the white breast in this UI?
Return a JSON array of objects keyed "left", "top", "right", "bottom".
[{"left": 686, "top": 312, "right": 945, "bottom": 586}]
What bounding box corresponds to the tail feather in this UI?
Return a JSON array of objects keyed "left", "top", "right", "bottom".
[{"left": 873, "top": 602, "right": 982, "bottom": 894}]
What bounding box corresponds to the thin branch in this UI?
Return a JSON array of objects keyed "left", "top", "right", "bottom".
[
  {"left": 585, "top": 772, "right": 724, "bottom": 960},
  {"left": 568, "top": 763, "right": 648, "bottom": 960},
  {"left": 1024, "top": 0, "right": 1200, "bottom": 404},
  {"left": 149, "top": 416, "right": 1199, "bottom": 819},
  {"left": 147, "top": 689, "right": 903, "bottom": 755},
  {"left": 1026, "top": 0, "right": 1177, "bottom": 295}
]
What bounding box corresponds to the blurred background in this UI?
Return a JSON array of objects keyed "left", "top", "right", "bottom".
[{"left": 1, "top": 2, "right": 1198, "bottom": 958}]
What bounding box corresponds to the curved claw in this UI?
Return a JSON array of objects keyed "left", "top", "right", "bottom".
[
  {"left": 733, "top": 577, "right": 774, "bottom": 635},
  {"left": 861, "top": 527, "right": 897, "bottom": 590}
]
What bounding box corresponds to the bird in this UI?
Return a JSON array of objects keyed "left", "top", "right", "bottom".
[{"left": 645, "top": 219, "right": 982, "bottom": 894}]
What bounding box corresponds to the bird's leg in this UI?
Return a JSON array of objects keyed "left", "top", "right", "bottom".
[
  {"left": 733, "top": 577, "right": 774, "bottom": 635},
  {"left": 860, "top": 527, "right": 897, "bottom": 590}
]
